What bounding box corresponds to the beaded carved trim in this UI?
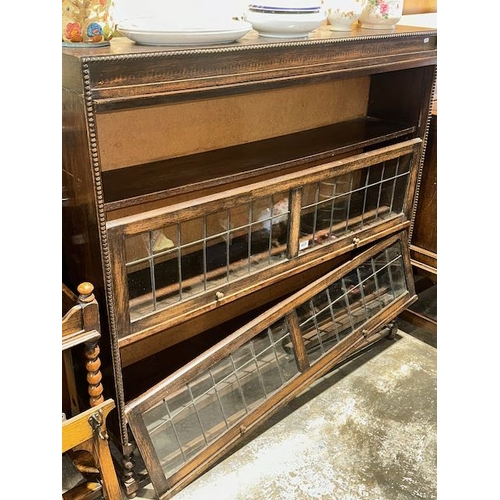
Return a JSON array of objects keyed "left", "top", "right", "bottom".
[{"left": 81, "top": 62, "right": 131, "bottom": 447}]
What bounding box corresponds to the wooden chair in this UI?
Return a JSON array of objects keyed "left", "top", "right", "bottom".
[{"left": 62, "top": 282, "right": 122, "bottom": 500}]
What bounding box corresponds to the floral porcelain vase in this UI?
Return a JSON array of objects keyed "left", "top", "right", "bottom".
[
  {"left": 327, "top": 0, "right": 364, "bottom": 32},
  {"left": 62, "top": 0, "right": 115, "bottom": 47},
  {"left": 359, "top": 0, "right": 403, "bottom": 30}
]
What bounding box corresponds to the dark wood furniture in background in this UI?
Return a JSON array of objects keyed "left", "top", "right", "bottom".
[
  {"left": 410, "top": 102, "right": 437, "bottom": 277},
  {"left": 62, "top": 25, "right": 437, "bottom": 498},
  {"left": 403, "top": 0, "right": 437, "bottom": 14},
  {"left": 62, "top": 282, "right": 122, "bottom": 500},
  {"left": 401, "top": 100, "right": 437, "bottom": 333}
]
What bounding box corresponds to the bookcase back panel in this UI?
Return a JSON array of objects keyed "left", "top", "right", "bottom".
[{"left": 96, "top": 78, "right": 370, "bottom": 171}]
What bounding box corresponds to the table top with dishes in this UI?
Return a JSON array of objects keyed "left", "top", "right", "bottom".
[{"left": 111, "top": 0, "right": 425, "bottom": 47}]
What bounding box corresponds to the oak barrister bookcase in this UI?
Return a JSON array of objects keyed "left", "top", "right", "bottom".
[{"left": 62, "top": 24, "right": 437, "bottom": 499}]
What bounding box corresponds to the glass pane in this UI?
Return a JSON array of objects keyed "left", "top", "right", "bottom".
[
  {"left": 370, "top": 242, "right": 406, "bottom": 303},
  {"left": 310, "top": 290, "right": 344, "bottom": 353},
  {"left": 152, "top": 252, "right": 181, "bottom": 308},
  {"left": 229, "top": 203, "right": 251, "bottom": 231},
  {"left": 342, "top": 270, "right": 368, "bottom": 329},
  {"left": 299, "top": 157, "right": 412, "bottom": 254},
  {"left": 235, "top": 362, "right": 267, "bottom": 410},
  {"left": 209, "top": 355, "right": 248, "bottom": 425},
  {"left": 125, "top": 233, "right": 149, "bottom": 262},
  {"left": 125, "top": 224, "right": 182, "bottom": 321},
  {"left": 180, "top": 242, "right": 207, "bottom": 298},
  {"left": 180, "top": 217, "right": 204, "bottom": 245},
  {"left": 125, "top": 228, "right": 178, "bottom": 264},
  {"left": 205, "top": 233, "right": 229, "bottom": 289},
  {"left": 215, "top": 371, "right": 248, "bottom": 426},
  {"left": 300, "top": 182, "right": 319, "bottom": 246},
  {"left": 270, "top": 195, "right": 290, "bottom": 246},
  {"left": 385, "top": 245, "right": 407, "bottom": 299},
  {"left": 362, "top": 166, "right": 384, "bottom": 223},
  {"left": 300, "top": 174, "right": 353, "bottom": 248},
  {"left": 227, "top": 228, "right": 251, "bottom": 274},
  {"left": 144, "top": 399, "right": 186, "bottom": 476},
  {"left": 170, "top": 404, "right": 206, "bottom": 461},
  {"left": 298, "top": 241, "right": 408, "bottom": 364},
  {"left": 392, "top": 174, "right": 408, "bottom": 214},
  {"left": 162, "top": 387, "right": 206, "bottom": 460},
  {"left": 165, "top": 386, "right": 192, "bottom": 418},
  {"left": 210, "top": 356, "right": 234, "bottom": 385},
  {"left": 268, "top": 319, "right": 291, "bottom": 345},
  {"left": 193, "top": 388, "right": 228, "bottom": 443},
  {"left": 142, "top": 321, "right": 302, "bottom": 479},
  {"left": 251, "top": 196, "right": 273, "bottom": 224},
  {"left": 358, "top": 262, "right": 384, "bottom": 316},
  {"left": 188, "top": 372, "right": 215, "bottom": 400},
  {"left": 267, "top": 327, "right": 298, "bottom": 384},
  {"left": 256, "top": 348, "right": 283, "bottom": 395},
  {"left": 382, "top": 158, "right": 398, "bottom": 180},
  {"left": 126, "top": 260, "right": 154, "bottom": 319},
  {"left": 143, "top": 401, "right": 168, "bottom": 432},
  {"left": 151, "top": 227, "right": 178, "bottom": 255},
  {"left": 231, "top": 343, "right": 254, "bottom": 370},
  {"left": 251, "top": 194, "right": 289, "bottom": 242},
  {"left": 149, "top": 420, "right": 184, "bottom": 474},
  {"left": 185, "top": 373, "right": 229, "bottom": 444},
  {"left": 382, "top": 156, "right": 410, "bottom": 214},
  {"left": 251, "top": 330, "right": 272, "bottom": 355},
  {"left": 299, "top": 300, "right": 326, "bottom": 363},
  {"left": 207, "top": 211, "right": 227, "bottom": 238}
]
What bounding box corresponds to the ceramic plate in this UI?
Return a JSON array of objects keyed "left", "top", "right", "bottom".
[{"left": 117, "top": 18, "right": 252, "bottom": 46}]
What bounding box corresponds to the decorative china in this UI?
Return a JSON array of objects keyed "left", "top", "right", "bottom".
[
  {"left": 359, "top": 0, "right": 404, "bottom": 29},
  {"left": 249, "top": 0, "right": 322, "bottom": 9},
  {"left": 244, "top": 4, "right": 326, "bottom": 38},
  {"left": 327, "top": 0, "right": 363, "bottom": 31},
  {"left": 249, "top": 5, "right": 322, "bottom": 13},
  {"left": 62, "top": 0, "right": 115, "bottom": 47},
  {"left": 117, "top": 17, "right": 252, "bottom": 46}
]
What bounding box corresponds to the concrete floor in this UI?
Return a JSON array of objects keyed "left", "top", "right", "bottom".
[{"left": 133, "top": 327, "right": 437, "bottom": 500}]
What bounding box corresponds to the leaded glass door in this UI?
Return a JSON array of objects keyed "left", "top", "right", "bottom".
[
  {"left": 107, "top": 139, "right": 421, "bottom": 344},
  {"left": 125, "top": 231, "right": 415, "bottom": 499}
]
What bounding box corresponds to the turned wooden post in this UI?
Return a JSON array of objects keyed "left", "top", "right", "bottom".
[
  {"left": 77, "top": 282, "right": 105, "bottom": 408},
  {"left": 85, "top": 343, "right": 104, "bottom": 407}
]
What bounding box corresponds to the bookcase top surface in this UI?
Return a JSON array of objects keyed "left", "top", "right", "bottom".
[
  {"left": 62, "top": 24, "right": 437, "bottom": 109},
  {"left": 62, "top": 24, "right": 436, "bottom": 60}
]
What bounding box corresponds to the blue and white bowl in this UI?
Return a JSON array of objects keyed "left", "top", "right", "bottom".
[
  {"left": 245, "top": 8, "right": 326, "bottom": 38},
  {"left": 249, "top": 4, "right": 322, "bottom": 14},
  {"left": 249, "top": 0, "right": 322, "bottom": 8}
]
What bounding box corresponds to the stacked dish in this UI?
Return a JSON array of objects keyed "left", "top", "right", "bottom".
[
  {"left": 245, "top": 1, "right": 326, "bottom": 38},
  {"left": 117, "top": 16, "right": 252, "bottom": 46}
]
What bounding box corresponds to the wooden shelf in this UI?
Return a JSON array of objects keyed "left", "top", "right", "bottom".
[{"left": 103, "top": 117, "right": 414, "bottom": 211}]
